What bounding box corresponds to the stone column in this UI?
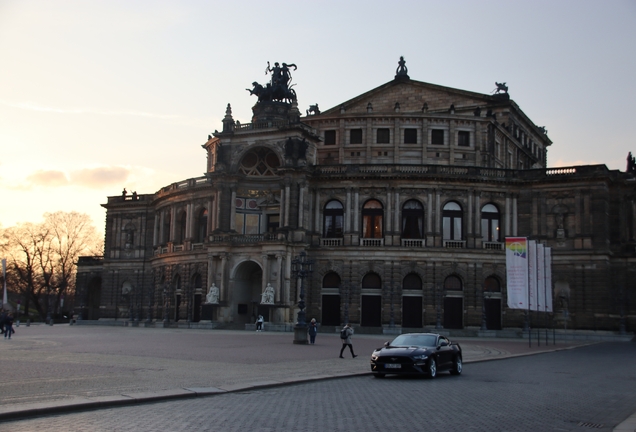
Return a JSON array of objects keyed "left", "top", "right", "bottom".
[
  {"left": 505, "top": 195, "right": 511, "bottom": 237},
  {"left": 276, "top": 254, "right": 284, "bottom": 302},
  {"left": 298, "top": 182, "right": 305, "bottom": 229},
  {"left": 467, "top": 191, "right": 473, "bottom": 236},
  {"left": 284, "top": 180, "right": 291, "bottom": 228},
  {"left": 427, "top": 190, "right": 433, "bottom": 234},
  {"left": 435, "top": 189, "right": 441, "bottom": 236},
  {"left": 170, "top": 206, "right": 176, "bottom": 242},
  {"left": 220, "top": 254, "right": 228, "bottom": 301},
  {"left": 153, "top": 214, "right": 159, "bottom": 246},
  {"left": 475, "top": 192, "right": 481, "bottom": 239},
  {"left": 354, "top": 189, "right": 360, "bottom": 232},
  {"left": 386, "top": 188, "right": 392, "bottom": 235},
  {"left": 261, "top": 254, "right": 269, "bottom": 296},
  {"left": 345, "top": 188, "right": 351, "bottom": 233},
  {"left": 394, "top": 189, "right": 400, "bottom": 233},
  {"left": 207, "top": 198, "right": 214, "bottom": 235},
  {"left": 513, "top": 195, "right": 518, "bottom": 236},
  {"left": 215, "top": 189, "right": 222, "bottom": 231},
  {"left": 314, "top": 188, "right": 321, "bottom": 233},
  {"left": 230, "top": 189, "right": 237, "bottom": 231},
  {"left": 280, "top": 185, "right": 286, "bottom": 227},
  {"left": 159, "top": 211, "right": 165, "bottom": 244}
]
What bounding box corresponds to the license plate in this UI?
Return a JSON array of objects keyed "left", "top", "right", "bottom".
[{"left": 385, "top": 364, "right": 401, "bottom": 369}]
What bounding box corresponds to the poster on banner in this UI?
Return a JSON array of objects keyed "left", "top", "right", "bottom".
[
  {"left": 544, "top": 247, "right": 553, "bottom": 312},
  {"left": 537, "top": 244, "right": 545, "bottom": 312},
  {"left": 505, "top": 237, "right": 528, "bottom": 309},
  {"left": 528, "top": 240, "right": 538, "bottom": 311}
]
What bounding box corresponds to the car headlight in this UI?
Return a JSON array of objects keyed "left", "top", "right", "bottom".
[
  {"left": 371, "top": 355, "right": 378, "bottom": 361},
  {"left": 412, "top": 354, "right": 428, "bottom": 360}
]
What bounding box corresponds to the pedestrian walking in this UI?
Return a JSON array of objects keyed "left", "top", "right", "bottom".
[
  {"left": 339, "top": 323, "right": 357, "bottom": 358},
  {"left": 0, "top": 309, "right": 6, "bottom": 335},
  {"left": 256, "top": 314, "right": 264, "bottom": 332},
  {"left": 308, "top": 318, "right": 318, "bottom": 344},
  {"left": 4, "top": 313, "right": 14, "bottom": 339}
]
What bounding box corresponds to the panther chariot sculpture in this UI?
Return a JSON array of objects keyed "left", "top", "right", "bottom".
[{"left": 247, "top": 61, "right": 298, "bottom": 104}]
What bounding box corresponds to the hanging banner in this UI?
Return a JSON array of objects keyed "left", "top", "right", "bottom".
[
  {"left": 527, "top": 240, "right": 537, "bottom": 311},
  {"left": 544, "top": 247, "right": 553, "bottom": 312},
  {"left": 505, "top": 237, "right": 528, "bottom": 309},
  {"left": 537, "top": 244, "right": 545, "bottom": 312}
]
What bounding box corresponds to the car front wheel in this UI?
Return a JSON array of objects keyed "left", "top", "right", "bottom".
[
  {"left": 450, "top": 355, "right": 462, "bottom": 375},
  {"left": 427, "top": 358, "right": 437, "bottom": 379}
]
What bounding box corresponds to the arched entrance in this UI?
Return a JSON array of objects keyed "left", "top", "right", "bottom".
[
  {"left": 232, "top": 261, "right": 263, "bottom": 325},
  {"left": 361, "top": 272, "right": 382, "bottom": 327},
  {"left": 484, "top": 276, "right": 502, "bottom": 330},
  {"left": 321, "top": 272, "right": 341, "bottom": 326},
  {"left": 443, "top": 275, "right": 464, "bottom": 329}
]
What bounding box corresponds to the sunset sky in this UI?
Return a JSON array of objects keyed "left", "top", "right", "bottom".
[{"left": 1, "top": 0, "right": 635, "bottom": 234}]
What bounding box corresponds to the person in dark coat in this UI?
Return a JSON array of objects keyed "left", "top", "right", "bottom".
[
  {"left": 4, "top": 313, "right": 14, "bottom": 339},
  {"left": 0, "top": 310, "right": 6, "bottom": 335},
  {"left": 308, "top": 318, "right": 318, "bottom": 344},
  {"left": 339, "top": 323, "right": 357, "bottom": 358}
]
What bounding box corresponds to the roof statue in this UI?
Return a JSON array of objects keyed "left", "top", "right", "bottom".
[
  {"left": 627, "top": 152, "right": 636, "bottom": 174},
  {"left": 493, "top": 82, "right": 509, "bottom": 94},
  {"left": 395, "top": 56, "right": 409, "bottom": 79},
  {"left": 246, "top": 61, "right": 297, "bottom": 104}
]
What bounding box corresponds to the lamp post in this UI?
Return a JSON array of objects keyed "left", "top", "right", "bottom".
[{"left": 291, "top": 251, "right": 313, "bottom": 344}]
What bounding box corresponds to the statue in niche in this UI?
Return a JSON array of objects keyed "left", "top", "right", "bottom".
[
  {"left": 555, "top": 212, "right": 566, "bottom": 240},
  {"left": 261, "top": 283, "right": 275, "bottom": 305},
  {"left": 206, "top": 284, "right": 219, "bottom": 304}
]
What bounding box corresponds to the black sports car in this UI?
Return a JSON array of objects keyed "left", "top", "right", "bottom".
[{"left": 370, "top": 333, "right": 462, "bottom": 378}]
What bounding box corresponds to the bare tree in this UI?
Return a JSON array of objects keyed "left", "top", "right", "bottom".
[{"left": 0, "top": 212, "right": 102, "bottom": 321}]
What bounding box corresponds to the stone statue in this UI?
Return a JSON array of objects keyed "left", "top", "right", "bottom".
[
  {"left": 306, "top": 104, "right": 320, "bottom": 116},
  {"left": 627, "top": 152, "right": 636, "bottom": 174},
  {"left": 206, "top": 284, "right": 219, "bottom": 304},
  {"left": 261, "top": 283, "right": 275, "bottom": 305},
  {"left": 494, "top": 82, "right": 508, "bottom": 94},
  {"left": 395, "top": 56, "right": 409, "bottom": 78},
  {"left": 247, "top": 61, "right": 298, "bottom": 104}
]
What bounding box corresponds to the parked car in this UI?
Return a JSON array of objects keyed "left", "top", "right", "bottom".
[{"left": 370, "top": 333, "right": 462, "bottom": 378}]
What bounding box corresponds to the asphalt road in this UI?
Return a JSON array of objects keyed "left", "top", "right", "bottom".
[{"left": 1, "top": 340, "right": 635, "bottom": 431}]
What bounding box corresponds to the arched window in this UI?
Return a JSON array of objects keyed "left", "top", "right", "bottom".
[
  {"left": 162, "top": 212, "right": 171, "bottom": 244},
  {"left": 176, "top": 210, "right": 187, "bottom": 244},
  {"left": 323, "top": 200, "right": 344, "bottom": 238},
  {"left": 192, "top": 273, "right": 202, "bottom": 290},
  {"left": 195, "top": 208, "right": 208, "bottom": 243},
  {"left": 362, "top": 273, "right": 382, "bottom": 288},
  {"left": 443, "top": 201, "right": 463, "bottom": 240},
  {"left": 403, "top": 273, "right": 422, "bottom": 290},
  {"left": 239, "top": 147, "right": 280, "bottom": 176},
  {"left": 444, "top": 275, "right": 463, "bottom": 291},
  {"left": 173, "top": 274, "right": 181, "bottom": 291},
  {"left": 481, "top": 204, "right": 500, "bottom": 242},
  {"left": 401, "top": 200, "right": 424, "bottom": 239},
  {"left": 323, "top": 272, "right": 341, "bottom": 288},
  {"left": 362, "top": 200, "right": 383, "bottom": 238},
  {"left": 484, "top": 276, "right": 501, "bottom": 292}
]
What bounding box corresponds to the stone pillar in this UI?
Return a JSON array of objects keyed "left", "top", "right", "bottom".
[
  {"left": 284, "top": 180, "right": 291, "bottom": 228},
  {"left": 394, "top": 189, "right": 400, "bottom": 233},
  {"left": 513, "top": 195, "right": 518, "bottom": 236},
  {"left": 345, "top": 188, "right": 351, "bottom": 233},
  {"left": 276, "top": 254, "right": 284, "bottom": 302},
  {"left": 215, "top": 189, "right": 222, "bottom": 231},
  {"left": 207, "top": 198, "right": 214, "bottom": 235},
  {"left": 386, "top": 188, "right": 392, "bottom": 235},
  {"left": 230, "top": 189, "right": 237, "bottom": 231},
  {"left": 170, "top": 206, "right": 176, "bottom": 242},
  {"left": 505, "top": 195, "right": 511, "bottom": 237},
  {"left": 475, "top": 192, "right": 481, "bottom": 239},
  {"left": 261, "top": 254, "right": 269, "bottom": 296},
  {"left": 298, "top": 182, "right": 305, "bottom": 229},
  {"left": 435, "top": 189, "right": 442, "bottom": 244},
  {"left": 159, "top": 211, "right": 165, "bottom": 244},
  {"left": 220, "top": 254, "right": 228, "bottom": 301},
  {"left": 280, "top": 185, "right": 286, "bottom": 227},
  {"left": 427, "top": 190, "right": 433, "bottom": 234},
  {"left": 354, "top": 189, "right": 360, "bottom": 232},
  {"left": 314, "top": 188, "right": 321, "bottom": 233},
  {"left": 467, "top": 191, "right": 473, "bottom": 236},
  {"left": 153, "top": 214, "right": 159, "bottom": 246}
]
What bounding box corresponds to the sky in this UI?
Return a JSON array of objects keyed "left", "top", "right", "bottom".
[{"left": 1, "top": 0, "right": 635, "bottom": 235}]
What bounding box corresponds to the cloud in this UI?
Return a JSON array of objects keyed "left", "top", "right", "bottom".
[
  {"left": 550, "top": 158, "right": 601, "bottom": 168},
  {"left": 70, "top": 166, "right": 131, "bottom": 188},
  {"left": 0, "top": 100, "right": 181, "bottom": 120},
  {"left": 26, "top": 170, "right": 70, "bottom": 187}
]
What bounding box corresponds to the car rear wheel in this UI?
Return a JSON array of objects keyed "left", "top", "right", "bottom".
[
  {"left": 373, "top": 373, "right": 385, "bottom": 379},
  {"left": 427, "top": 358, "right": 437, "bottom": 379},
  {"left": 450, "top": 355, "right": 462, "bottom": 375}
]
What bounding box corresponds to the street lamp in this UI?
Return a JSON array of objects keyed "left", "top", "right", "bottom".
[{"left": 291, "top": 251, "right": 313, "bottom": 344}]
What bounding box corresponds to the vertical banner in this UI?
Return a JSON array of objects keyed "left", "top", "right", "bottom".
[
  {"left": 537, "top": 244, "right": 545, "bottom": 312},
  {"left": 505, "top": 237, "right": 528, "bottom": 309},
  {"left": 2, "top": 258, "right": 7, "bottom": 306},
  {"left": 527, "top": 240, "right": 537, "bottom": 311},
  {"left": 544, "top": 247, "right": 553, "bottom": 312}
]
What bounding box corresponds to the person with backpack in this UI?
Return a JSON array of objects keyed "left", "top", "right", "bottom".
[
  {"left": 339, "top": 323, "right": 357, "bottom": 358},
  {"left": 308, "top": 318, "right": 318, "bottom": 344}
]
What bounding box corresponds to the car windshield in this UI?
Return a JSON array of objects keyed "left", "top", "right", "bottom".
[{"left": 390, "top": 334, "right": 437, "bottom": 347}]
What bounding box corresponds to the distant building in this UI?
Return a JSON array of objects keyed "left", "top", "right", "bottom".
[{"left": 76, "top": 58, "right": 635, "bottom": 333}]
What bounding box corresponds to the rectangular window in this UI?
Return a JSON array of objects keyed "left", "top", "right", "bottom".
[
  {"left": 324, "top": 130, "right": 336, "bottom": 145},
  {"left": 267, "top": 214, "right": 279, "bottom": 232},
  {"left": 404, "top": 128, "right": 417, "bottom": 144},
  {"left": 431, "top": 129, "right": 444, "bottom": 145},
  {"left": 376, "top": 128, "right": 390, "bottom": 144},
  {"left": 458, "top": 131, "right": 470, "bottom": 147},
  {"left": 350, "top": 129, "right": 363, "bottom": 144}
]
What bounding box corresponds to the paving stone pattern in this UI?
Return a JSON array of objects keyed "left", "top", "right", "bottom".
[{"left": 2, "top": 343, "right": 635, "bottom": 431}]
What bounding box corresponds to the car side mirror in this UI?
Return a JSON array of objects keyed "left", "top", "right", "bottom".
[
  {"left": 384, "top": 341, "right": 390, "bottom": 347},
  {"left": 439, "top": 340, "right": 448, "bottom": 348}
]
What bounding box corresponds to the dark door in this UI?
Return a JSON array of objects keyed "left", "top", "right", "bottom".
[
  {"left": 443, "top": 297, "right": 463, "bottom": 329},
  {"left": 361, "top": 295, "right": 382, "bottom": 327},
  {"left": 485, "top": 298, "right": 502, "bottom": 330},
  {"left": 175, "top": 294, "right": 181, "bottom": 322},
  {"left": 193, "top": 294, "right": 201, "bottom": 322},
  {"left": 322, "top": 295, "right": 341, "bottom": 326},
  {"left": 402, "top": 296, "right": 422, "bottom": 328}
]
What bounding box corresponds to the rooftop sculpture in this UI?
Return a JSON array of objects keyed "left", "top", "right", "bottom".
[{"left": 247, "top": 61, "right": 297, "bottom": 104}]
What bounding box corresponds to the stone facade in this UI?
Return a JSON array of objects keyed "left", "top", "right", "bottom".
[{"left": 75, "top": 61, "right": 636, "bottom": 333}]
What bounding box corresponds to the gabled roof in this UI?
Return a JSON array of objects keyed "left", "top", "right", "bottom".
[{"left": 317, "top": 77, "right": 505, "bottom": 116}]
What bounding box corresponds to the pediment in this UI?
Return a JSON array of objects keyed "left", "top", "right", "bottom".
[{"left": 318, "top": 78, "right": 501, "bottom": 117}]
